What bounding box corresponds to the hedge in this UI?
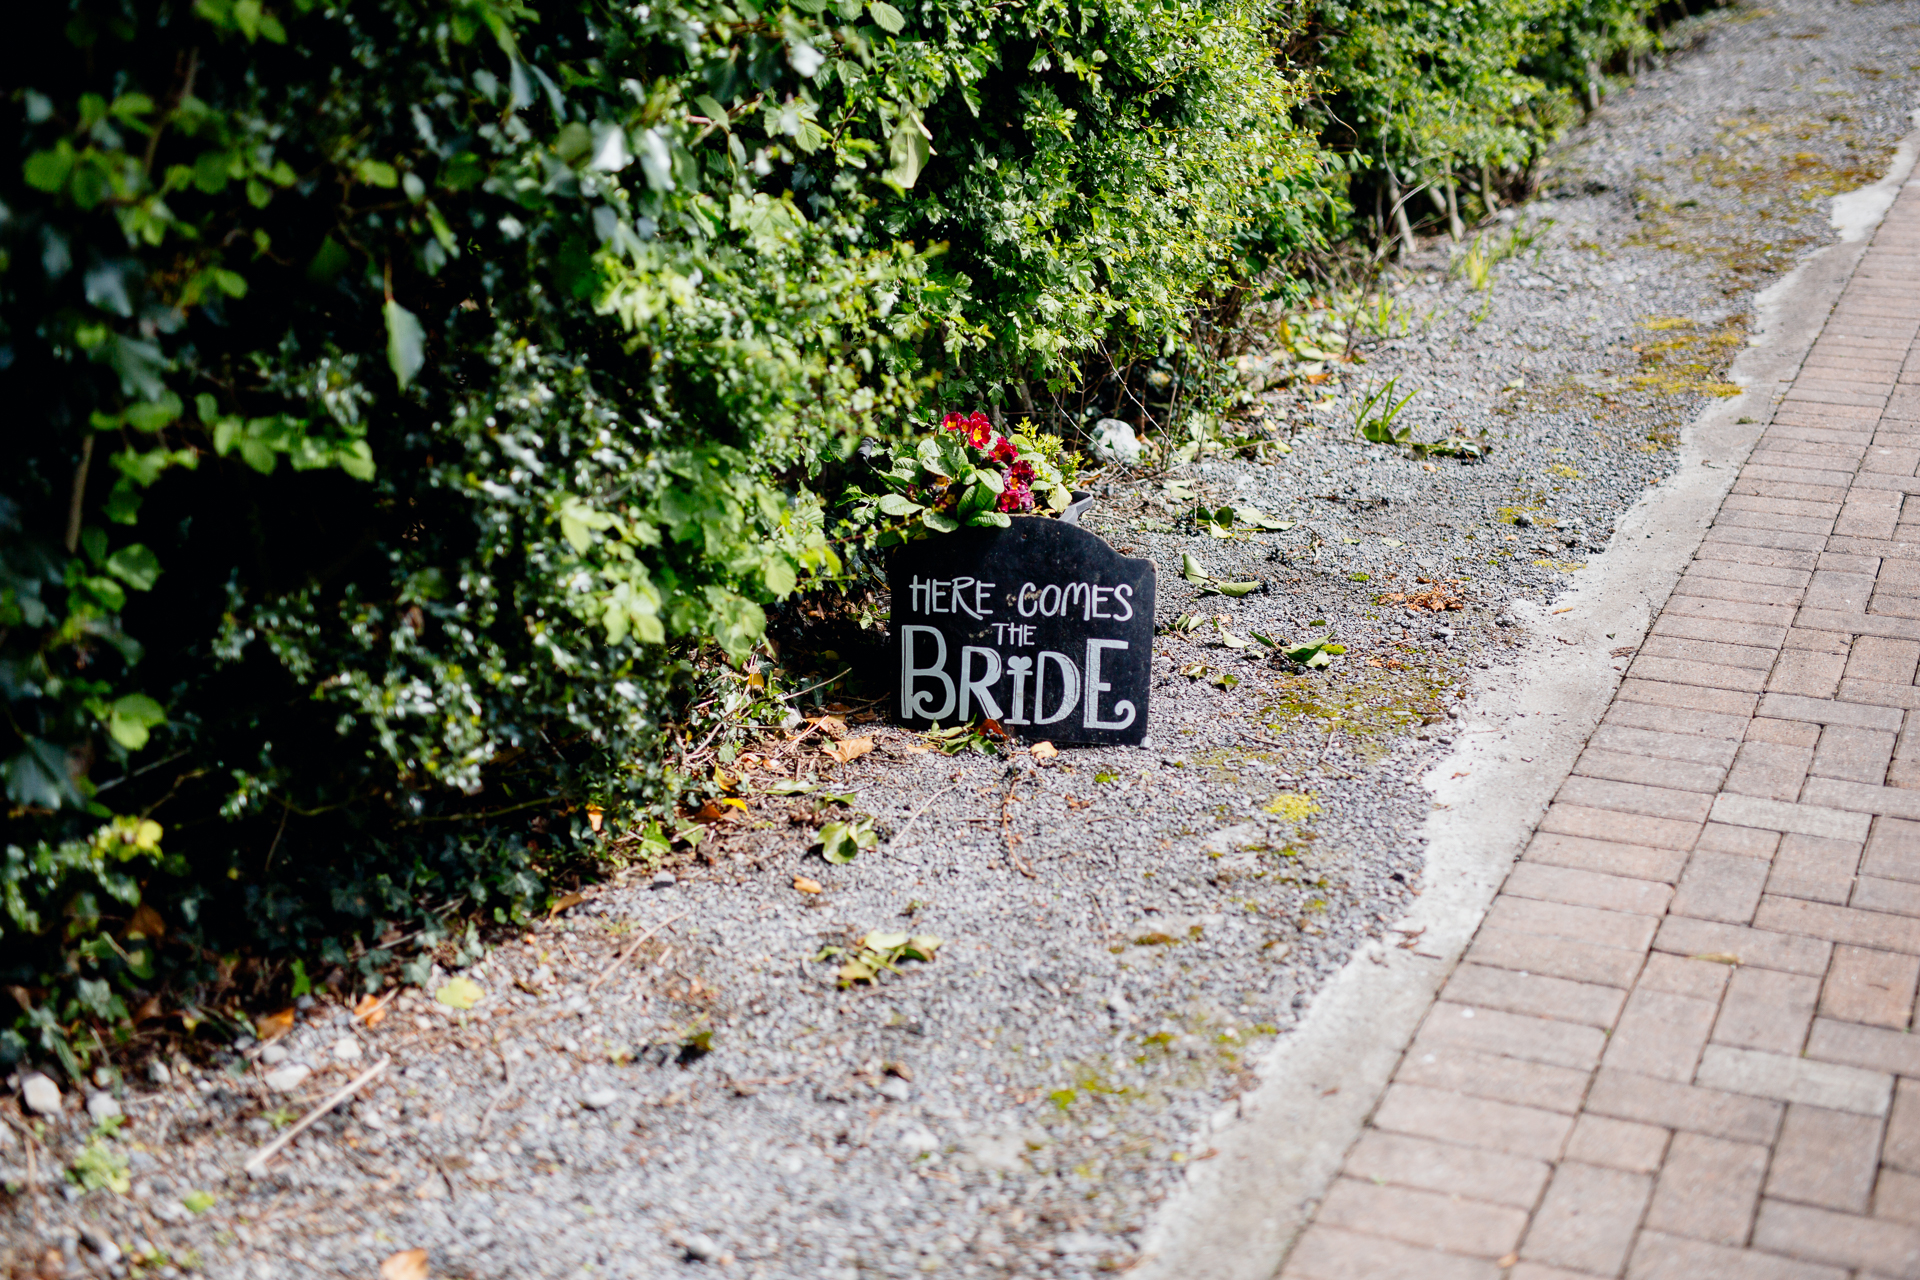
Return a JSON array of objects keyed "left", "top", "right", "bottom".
[{"left": 3, "top": 0, "right": 1681, "bottom": 1069}]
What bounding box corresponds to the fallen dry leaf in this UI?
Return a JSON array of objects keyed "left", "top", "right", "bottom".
[
  {"left": 128, "top": 903, "right": 166, "bottom": 939},
  {"left": 1030, "top": 742, "right": 1058, "bottom": 760},
  {"left": 132, "top": 994, "right": 165, "bottom": 1024},
  {"left": 381, "top": 1249, "right": 430, "bottom": 1280},
  {"left": 1610, "top": 646, "right": 1636, "bottom": 658},
  {"left": 547, "top": 890, "right": 586, "bottom": 917},
  {"left": 434, "top": 976, "right": 483, "bottom": 1010},
  {"left": 352, "top": 992, "right": 390, "bottom": 1027},
  {"left": 904, "top": 744, "right": 931, "bottom": 754},
  {"left": 1066, "top": 796, "right": 1092, "bottom": 811},
  {"left": 1691, "top": 951, "right": 1741, "bottom": 966},
  {"left": 809, "top": 714, "right": 849, "bottom": 739},
  {"left": 585, "top": 804, "right": 604, "bottom": 833},
  {"left": 793, "top": 876, "right": 824, "bottom": 894},
  {"left": 255, "top": 1008, "right": 295, "bottom": 1042},
  {"left": 821, "top": 736, "right": 875, "bottom": 765}
]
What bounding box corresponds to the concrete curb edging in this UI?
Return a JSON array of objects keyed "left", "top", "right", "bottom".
[{"left": 1128, "top": 130, "right": 1920, "bottom": 1280}]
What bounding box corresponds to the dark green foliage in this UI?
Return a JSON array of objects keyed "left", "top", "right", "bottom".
[
  {"left": 2, "top": 0, "right": 1696, "bottom": 1069},
  {"left": 0, "top": 0, "right": 1325, "bottom": 1067}
]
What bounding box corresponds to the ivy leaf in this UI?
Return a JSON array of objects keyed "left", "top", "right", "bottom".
[
  {"left": 3, "top": 738, "right": 82, "bottom": 810},
  {"left": 384, "top": 300, "right": 425, "bottom": 389},
  {"left": 354, "top": 159, "right": 399, "bottom": 188},
  {"left": 24, "top": 143, "right": 76, "bottom": 193},
  {"left": 887, "top": 119, "right": 930, "bottom": 189},
  {"left": 867, "top": 1, "right": 906, "bottom": 32},
  {"left": 762, "top": 556, "right": 797, "bottom": 597},
  {"left": 103, "top": 544, "right": 162, "bottom": 591},
  {"left": 105, "top": 695, "right": 167, "bottom": 751}
]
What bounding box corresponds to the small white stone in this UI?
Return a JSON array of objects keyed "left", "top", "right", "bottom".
[
  {"left": 259, "top": 1044, "right": 289, "bottom": 1066},
  {"left": 20, "top": 1072, "right": 61, "bottom": 1116},
  {"left": 898, "top": 1126, "right": 939, "bottom": 1156},
  {"left": 581, "top": 1088, "right": 620, "bottom": 1110},
  {"left": 263, "top": 1064, "right": 311, "bottom": 1093},
  {"left": 146, "top": 1060, "right": 172, "bottom": 1087},
  {"left": 1088, "top": 418, "right": 1142, "bottom": 466},
  {"left": 86, "top": 1092, "right": 122, "bottom": 1124},
  {"left": 331, "top": 1037, "right": 363, "bottom": 1063}
]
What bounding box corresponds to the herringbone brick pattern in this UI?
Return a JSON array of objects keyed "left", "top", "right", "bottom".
[{"left": 1280, "top": 183, "right": 1920, "bottom": 1280}]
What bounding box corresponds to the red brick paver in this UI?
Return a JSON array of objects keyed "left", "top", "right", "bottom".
[{"left": 1279, "top": 184, "right": 1920, "bottom": 1280}]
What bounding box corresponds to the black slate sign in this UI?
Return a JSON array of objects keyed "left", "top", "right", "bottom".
[{"left": 888, "top": 517, "right": 1156, "bottom": 746}]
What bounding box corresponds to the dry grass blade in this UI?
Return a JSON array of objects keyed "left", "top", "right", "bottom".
[
  {"left": 586, "top": 911, "right": 688, "bottom": 992},
  {"left": 242, "top": 1055, "right": 391, "bottom": 1175}
]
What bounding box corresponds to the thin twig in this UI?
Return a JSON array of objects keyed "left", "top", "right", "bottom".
[
  {"left": 242, "top": 1055, "right": 390, "bottom": 1175},
  {"left": 476, "top": 1043, "right": 516, "bottom": 1139},
  {"left": 885, "top": 781, "right": 963, "bottom": 853},
  {"left": 586, "top": 912, "right": 688, "bottom": 992},
  {"left": 776, "top": 668, "right": 853, "bottom": 703}
]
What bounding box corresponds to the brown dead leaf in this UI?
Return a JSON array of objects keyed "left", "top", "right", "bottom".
[
  {"left": 128, "top": 903, "right": 166, "bottom": 939},
  {"left": 352, "top": 992, "right": 390, "bottom": 1028},
  {"left": 821, "top": 736, "right": 874, "bottom": 765},
  {"left": 1405, "top": 587, "right": 1464, "bottom": 612},
  {"left": 585, "top": 805, "right": 604, "bottom": 834},
  {"left": 1691, "top": 951, "right": 1741, "bottom": 966},
  {"left": 1030, "top": 741, "right": 1058, "bottom": 760},
  {"left": 1065, "top": 796, "right": 1092, "bottom": 811},
  {"left": 793, "top": 876, "right": 824, "bottom": 894},
  {"left": 381, "top": 1250, "right": 430, "bottom": 1280},
  {"left": 132, "top": 994, "right": 165, "bottom": 1024},
  {"left": 809, "top": 714, "right": 849, "bottom": 739},
  {"left": 904, "top": 744, "right": 931, "bottom": 754},
  {"left": 1610, "top": 646, "right": 1636, "bottom": 658},
  {"left": 547, "top": 891, "right": 586, "bottom": 917},
  {"left": 255, "top": 1007, "right": 295, "bottom": 1042}
]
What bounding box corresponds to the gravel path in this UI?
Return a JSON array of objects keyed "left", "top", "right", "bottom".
[{"left": 4, "top": 4, "right": 1916, "bottom": 1277}]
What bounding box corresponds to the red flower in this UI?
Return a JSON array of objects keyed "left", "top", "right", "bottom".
[
  {"left": 1007, "top": 459, "right": 1036, "bottom": 485},
  {"left": 942, "top": 412, "right": 968, "bottom": 433},
  {"left": 963, "top": 411, "right": 993, "bottom": 450},
  {"left": 989, "top": 436, "right": 1019, "bottom": 465},
  {"left": 998, "top": 482, "right": 1036, "bottom": 513}
]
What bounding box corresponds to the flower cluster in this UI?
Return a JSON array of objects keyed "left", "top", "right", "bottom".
[
  {"left": 943, "top": 411, "right": 1034, "bottom": 512},
  {"left": 845, "top": 409, "right": 1080, "bottom": 546}
]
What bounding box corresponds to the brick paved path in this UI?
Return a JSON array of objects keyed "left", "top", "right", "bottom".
[{"left": 1279, "top": 186, "right": 1920, "bottom": 1279}]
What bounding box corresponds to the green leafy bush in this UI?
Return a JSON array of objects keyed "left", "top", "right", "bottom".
[
  {"left": 1, "top": 0, "right": 1321, "bottom": 1067},
  {"left": 1302, "top": 0, "right": 1718, "bottom": 240},
  {"left": 3, "top": 0, "right": 1703, "bottom": 1068}
]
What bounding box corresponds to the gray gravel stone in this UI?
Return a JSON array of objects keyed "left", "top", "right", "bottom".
[
  {"left": 262, "top": 1065, "right": 310, "bottom": 1093},
  {"left": 20, "top": 1073, "right": 60, "bottom": 1116}
]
